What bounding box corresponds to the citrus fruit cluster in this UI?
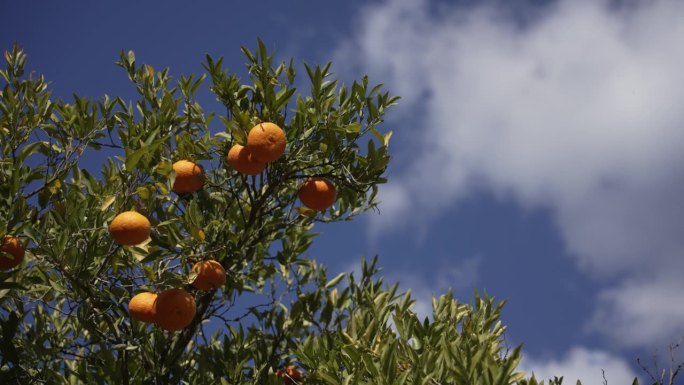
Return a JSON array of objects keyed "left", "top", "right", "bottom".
[
  {"left": 103, "top": 122, "right": 335, "bottom": 332},
  {"left": 1, "top": 121, "right": 338, "bottom": 337},
  {"left": 123, "top": 259, "right": 227, "bottom": 331},
  {"left": 109, "top": 208, "right": 226, "bottom": 331},
  {"left": 228, "top": 122, "right": 337, "bottom": 211},
  {"left": 227, "top": 122, "right": 286, "bottom": 175},
  {"left": 127, "top": 289, "right": 196, "bottom": 331}
]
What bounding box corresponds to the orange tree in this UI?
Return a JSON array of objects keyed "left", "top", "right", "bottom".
[{"left": 0, "top": 42, "right": 650, "bottom": 385}]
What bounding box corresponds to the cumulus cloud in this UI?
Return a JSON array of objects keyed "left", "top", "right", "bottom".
[
  {"left": 336, "top": 0, "right": 684, "bottom": 348},
  {"left": 589, "top": 274, "right": 684, "bottom": 349},
  {"left": 522, "top": 347, "right": 640, "bottom": 384}
]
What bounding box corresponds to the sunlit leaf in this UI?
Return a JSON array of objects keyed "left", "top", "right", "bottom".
[
  {"left": 100, "top": 195, "right": 116, "bottom": 211},
  {"left": 191, "top": 227, "right": 205, "bottom": 242}
]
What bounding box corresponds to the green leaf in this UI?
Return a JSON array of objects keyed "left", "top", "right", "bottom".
[
  {"left": 129, "top": 243, "right": 150, "bottom": 262},
  {"left": 154, "top": 160, "right": 173, "bottom": 176},
  {"left": 343, "top": 123, "right": 361, "bottom": 134},
  {"left": 369, "top": 126, "right": 384, "bottom": 143},
  {"left": 275, "top": 87, "right": 296, "bottom": 111},
  {"left": 325, "top": 272, "right": 345, "bottom": 289},
  {"left": 191, "top": 227, "right": 206, "bottom": 242},
  {"left": 186, "top": 199, "right": 203, "bottom": 227},
  {"left": 407, "top": 337, "right": 422, "bottom": 350},
  {"left": 381, "top": 340, "right": 397, "bottom": 380},
  {"left": 296, "top": 207, "right": 316, "bottom": 217},
  {"left": 136, "top": 186, "right": 150, "bottom": 200},
  {"left": 257, "top": 38, "right": 268, "bottom": 62},
  {"left": 49, "top": 277, "right": 65, "bottom": 292},
  {"left": 18, "top": 141, "right": 43, "bottom": 162},
  {"left": 315, "top": 371, "right": 340, "bottom": 385},
  {"left": 124, "top": 145, "right": 149, "bottom": 171}
]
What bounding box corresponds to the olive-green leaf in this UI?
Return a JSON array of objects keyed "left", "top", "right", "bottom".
[{"left": 325, "top": 272, "right": 346, "bottom": 289}]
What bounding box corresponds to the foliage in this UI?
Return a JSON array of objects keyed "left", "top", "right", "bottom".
[{"left": 0, "top": 41, "right": 669, "bottom": 385}]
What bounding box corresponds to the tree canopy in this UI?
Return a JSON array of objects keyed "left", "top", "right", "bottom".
[{"left": 0, "top": 41, "right": 663, "bottom": 385}]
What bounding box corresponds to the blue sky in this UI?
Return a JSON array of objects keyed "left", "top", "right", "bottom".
[{"left": 3, "top": 0, "right": 684, "bottom": 383}]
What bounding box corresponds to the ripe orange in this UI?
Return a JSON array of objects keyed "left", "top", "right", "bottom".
[
  {"left": 276, "top": 366, "right": 304, "bottom": 385},
  {"left": 247, "top": 122, "right": 286, "bottom": 162},
  {"left": 172, "top": 160, "right": 204, "bottom": 193},
  {"left": 109, "top": 211, "right": 151, "bottom": 246},
  {"left": 128, "top": 292, "right": 158, "bottom": 323},
  {"left": 227, "top": 144, "right": 267, "bottom": 175},
  {"left": 191, "top": 259, "right": 226, "bottom": 291},
  {"left": 298, "top": 178, "right": 337, "bottom": 211},
  {"left": 0, "top": 235, "right": 24, "bottom": 270},
  {"left": 155, "top": 288, "right": 196, "bottom": 331}
]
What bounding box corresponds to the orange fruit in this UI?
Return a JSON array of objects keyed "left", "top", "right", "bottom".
[
  {"left": 171, "top": 160, "right": 204, "bottom": 193},
  {"left": 0, "top": 235, "right": 24, "bottom": 270},
  {"left": 246, "top": 122, "right": 286, "bottom": 162},
  {"left": 276, "top": 366, "right": 304, "bottom": 384},
  {"left": 128, "top": 292, "right": 158, "bottom": 323},
  {"left": 298, "top": 178, "right": 337, "bottom": 211},
  {"left": 191, "top": 259, "right": 226, "bottom": 291},
  {"left": 227, "top": 144, "right": 267, "bottom": 175},
  {"left": 109, "top": 211, "right": 151, "bottom": 246},
  {"left": 155, "top": 288, "right": 196, "bottom": 331}
]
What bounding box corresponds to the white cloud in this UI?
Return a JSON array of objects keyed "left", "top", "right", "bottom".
[
  {"left": 589, "top": 274, "right": 684, "bottom": 349},
  {"left": 336, "top": 0, "right": 684, "bottom": 349},
  {"left": 522, "top": 346, "right": 640, "bottom": 385}
]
